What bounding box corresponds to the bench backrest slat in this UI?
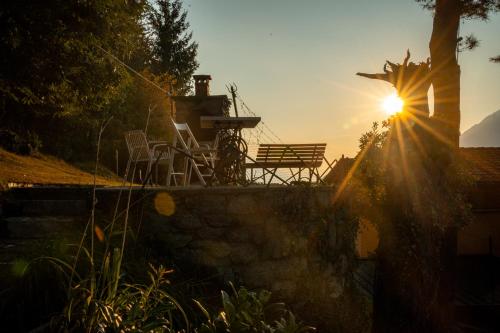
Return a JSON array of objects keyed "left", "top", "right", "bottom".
[{"left": 253, "top": 143, "right": 326, "bottom": 166}]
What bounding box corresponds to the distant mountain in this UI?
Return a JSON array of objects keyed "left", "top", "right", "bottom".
[{"left": 461, "top": 110, "right": 500, "bottom": 147}]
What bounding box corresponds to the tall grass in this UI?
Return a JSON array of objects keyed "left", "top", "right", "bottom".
[
  {"left": 43, "top": 119, "right": 190, "bottom": 332},
  {"left": 1, "top": 120, "right": 317, "bottom": 332}
]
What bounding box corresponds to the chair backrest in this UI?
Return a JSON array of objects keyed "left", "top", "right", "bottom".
[
  {"left": 124, "top": 130, "right": 151, "bottom": 161},
  {"left": 170, "top": 119, "right": 201, "bottom": 151}
]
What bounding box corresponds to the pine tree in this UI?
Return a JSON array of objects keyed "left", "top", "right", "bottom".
[{"left": 147, "top": 0, "right": 199, "bottom": 95}]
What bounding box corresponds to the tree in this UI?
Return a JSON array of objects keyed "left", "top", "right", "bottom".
[
  {"left": 0, "top": 0, "right": 146, "bottom": 160},
  {"left": 147, "top": 0, "right": 199, "bottom": 95},
  {"left": 357, "top": 51, "right": 432, "bottom": 124},
  {"left": 354, "top": 2, "right": 499, "bottom": 332},
  {"left": 416, "top": 0, "right": 500, "bottom": 146}
]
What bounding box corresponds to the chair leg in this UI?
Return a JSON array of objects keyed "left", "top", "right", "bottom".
[
  {"left": 145, "top": 160, "right": 153, "bottom": 185},
  {"left": 124, "top": 158, "right": 132, "bottom": 182},
  {"left": 166, "top": 152, "right": 176, "bottom": 186},
  {"left": 155, "top": 164, "right": 159, "bottom": 185},
  {"left": 189, "top": 158, "right": 207, "bottom": 186},
  {"left": 182, "top": 157, "right": 189, "bottom": 186}
]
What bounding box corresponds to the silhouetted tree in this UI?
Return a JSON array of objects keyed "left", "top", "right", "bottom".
[
  {"left": 357, "top": 51, "right": 432, "bottom": 123},
  {"left": 354, "top": 2, "right": 499, "bottom": 332},
  {"left": 416, "top": 0, "right": 500, "bottom": 146},
  {"left": 147, "top": 0, "right": 199, "bottom": 95}
]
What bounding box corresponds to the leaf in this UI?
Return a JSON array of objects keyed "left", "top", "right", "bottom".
[{"left": 193, "top": 299, "right": 211, "bottom": 321}]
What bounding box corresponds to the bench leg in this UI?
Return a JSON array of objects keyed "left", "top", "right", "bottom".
[{"left": 267, "top": 168, "right": 278, "bottom": 186}]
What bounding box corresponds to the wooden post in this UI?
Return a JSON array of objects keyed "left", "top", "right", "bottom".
[{"left": 229, "top": 84, "right": 239, "bottom": 118}]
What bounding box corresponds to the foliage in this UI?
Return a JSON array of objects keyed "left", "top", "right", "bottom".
[
  {"left": 353, "top": 118, "right": 474, "bottom": 237},
  {"left": 195, "top": 283, "right": 315, "bottom": 333},
  {"left": 416, "top": 0, "right": 499, "bottom": 62},
  {"left": 147, "top": 0, "right": 199, "bottom": 95},
  {"left": 0, "top": 0, "right": 192, "bottom": 165},
  {"left": 0, "top": 0, "right": 146, "bottom": 161},
  {"left": 415, "top": 0, "right": 500, "bottom": 19},
  {"left": 349, "top": 116, "right": 474, "bottom": 332},
  {"left": 99, "top": 69, "right": 174, "bottom": 175},
  {"left": 56, "top": 257, "right": 187, "bottom": 332},
  {"left": 0, "top": 253, "right": 68, "bottom": 332},
  {"left": 0, "top": 129, "right": 41, "bottom": 155}
]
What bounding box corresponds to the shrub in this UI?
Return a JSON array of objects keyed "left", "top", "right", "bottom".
[{"left": 195, "top": 283, "right": 315, "bottom": 333}]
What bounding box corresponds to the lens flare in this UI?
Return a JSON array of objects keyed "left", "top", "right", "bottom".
[
  {"left": 382, "top": 93, "right": 404, "bottom": 115},
  {"left": 154, "top": 192, "right": 175, "bottom": 216}
]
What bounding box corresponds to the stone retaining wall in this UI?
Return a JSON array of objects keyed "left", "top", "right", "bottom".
[
  {"left": 2, "top": 185, "right": 360, "bottom": 306},
  {"left": 138, "top": 186, "right": 358, "bottom": 302}
]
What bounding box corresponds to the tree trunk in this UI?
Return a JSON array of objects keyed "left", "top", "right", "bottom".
[
  {"left": 430, "top": 0, "right": 461, "bottom": 147},
  {"left": 428, "top": 1, "right": 461, "bottom": 329}
]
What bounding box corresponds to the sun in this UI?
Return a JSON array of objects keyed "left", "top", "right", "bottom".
[{"left": 382, "top": 93, "right": 404, "bottom": 115}]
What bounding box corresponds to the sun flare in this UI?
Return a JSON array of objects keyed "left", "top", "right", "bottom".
[{"left": 382, "top": 93, "right": 404, "bottom": 115}]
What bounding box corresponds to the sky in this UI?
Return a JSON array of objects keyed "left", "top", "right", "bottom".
[{"left": 182, "top": 0, "right": 500, "bottom": 159}]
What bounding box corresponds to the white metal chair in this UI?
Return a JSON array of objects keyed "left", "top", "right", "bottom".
[
  {"left": 124, "top": 130, "right": 170, "bottom": 184},
  {"left": 167, "top": 119, "right": 217, "bottom": 186}
]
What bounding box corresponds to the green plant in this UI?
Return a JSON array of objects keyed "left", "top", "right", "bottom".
[
  {"left": 38, "top": 122, "right": 188, "bottom": 332},
  {"left": 56, "top": 256, "right": 188, "bottom": 332},
  {"left": 195, "top": 283, "right": 315, "bottom": 333}
]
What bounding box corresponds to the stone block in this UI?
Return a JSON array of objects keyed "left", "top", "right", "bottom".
[
  {"left": 271, "top": 280, "right": 297, "bottom": 299},
  {"left": 190, "top": 248, "right": 231, "bottom": 267},
  {"left": 236, "top": 213, "right": 264, "bottom": 226},
  {"left": 158, "top": 233, "right": 193, "bottom": 249},
  {"left": 204, "top": 215, "right": 234, "bottom": 227},
  {"left": 189, "top": 240, "right": 232, "bottom": 258},
  {"left": 241, "top": 257, "right": 308, "bottom": 286},
  {"left": 229, "top": 243, "right": 258, "bottom": 264},
  {"left": 226, "top": 195, "right": 259, "bottom": 216},
  {"left": 249, "top": 227, "right": 266, "bottom": 245},
  {"left": 190, "top": 196, "right": 227, "bottom": 215},
  {"left": 171, "top": 214, "right": 203, "bottom": 230},
  {"left": 327, "top": 276, "right": 344, "bottom": 299},
  {"left": 225, "top": 227, "right": 251, "bottom": 243},
  {"left": 196, "top": 226, "right": 226, "bottom": 239}
]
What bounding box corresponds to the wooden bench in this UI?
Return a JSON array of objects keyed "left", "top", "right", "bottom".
[{"left": 245, "top": 143, "right": 331, "bottom": 184}]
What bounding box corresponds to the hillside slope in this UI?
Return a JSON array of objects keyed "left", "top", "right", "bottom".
[
  {"left": 461, "top": 110, "right": 500, "bottom": 147},
  {"left": 0, "top": 148, "right": 122, "bottom": 186}
]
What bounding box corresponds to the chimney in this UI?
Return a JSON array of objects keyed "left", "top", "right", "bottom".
[{"left": 193, "top": 74, "right": 211, "bottom": 97}]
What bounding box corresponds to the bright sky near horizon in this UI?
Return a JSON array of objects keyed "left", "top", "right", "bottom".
[{"left": 182, "top": 0, "right": 500, "bottom": 159}]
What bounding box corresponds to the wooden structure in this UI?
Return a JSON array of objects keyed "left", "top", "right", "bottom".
[
  {"left": 200, "top": 116, "right": 261, "bottom": 130},
  {"left": 173, "top": 75, "right": 230, "bottom": 142},
  {"left": 245, "top": 143, "right": 330, "bottom": 185}
]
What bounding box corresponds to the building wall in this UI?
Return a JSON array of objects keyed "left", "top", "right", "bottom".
[
  {"left": 173, "top": 96, "right": 228, "bottom": 142},
  {"left": 458, "top": 211, "right": 500, "bottom": 256}
]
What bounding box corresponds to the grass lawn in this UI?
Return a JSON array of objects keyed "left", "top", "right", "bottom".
[{"left": 0, "top": 148, "right": 124, "bottom": 187}]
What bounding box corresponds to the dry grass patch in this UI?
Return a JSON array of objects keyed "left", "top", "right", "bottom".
[{"left": 0, "top": 148, "right": 123, "bottom": 186}]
